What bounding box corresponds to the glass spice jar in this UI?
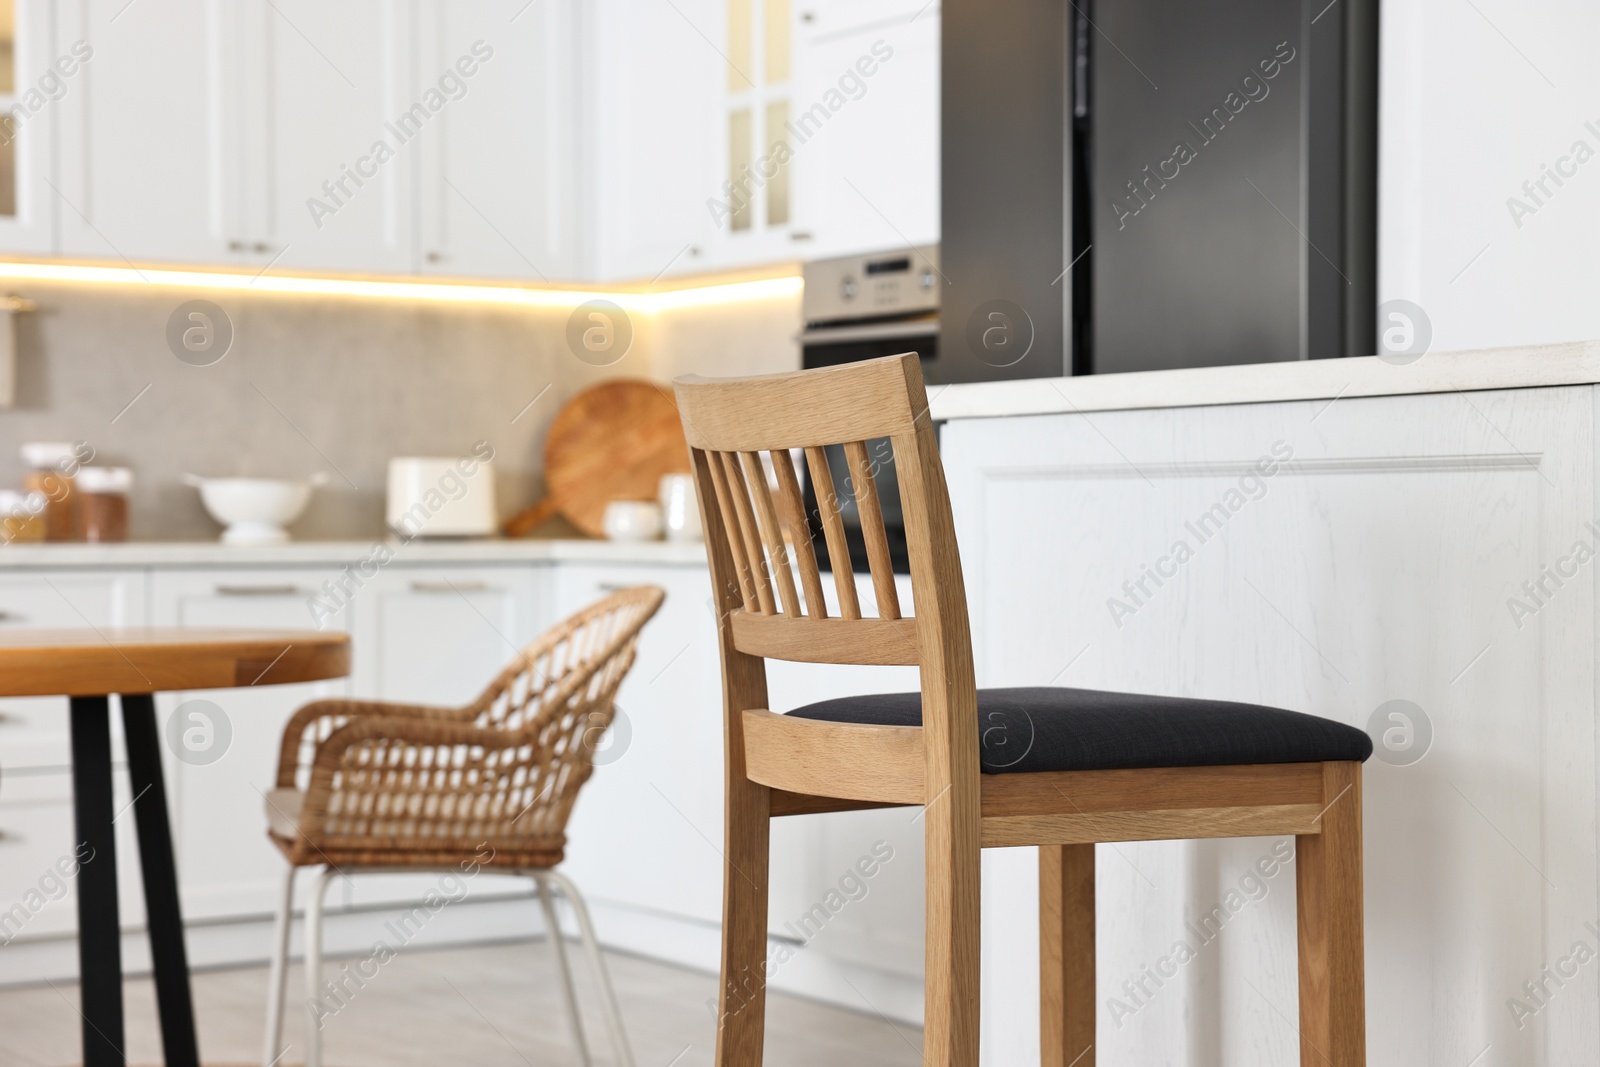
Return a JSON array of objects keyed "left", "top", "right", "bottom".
[
  {"left": 76, "top": 467, "right": 132, "bottom": 543},
  {"left": 20, "top": 442, "right": 80, "bottom": 541},
  {"left": 0, "top": 490, "right": 48, "bottom": 544}
]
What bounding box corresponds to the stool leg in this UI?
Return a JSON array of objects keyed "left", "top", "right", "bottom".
[
  {"left": 262, "top": 865, "right": 296, "bottom": 1067},
  {"left": 923, "top": 787, "right": 981, "bottom": 1067},
  {"left": 534, "top": 873, "right": 593, "bottom": 1067},
  {"left": 544, "top": 869, "right": 636, "bottom": 1067},
  {"left": 714, "top": 780, "right": 770, "bottom": 1067},
  {"left": 303, "top": 866, "right": 336, "bottom": 1067},
  {"left": 1040, "top": 844, "right": 1095, "bottom": 1067},
  {"left": 1296, "top": 762, "right": 1366, "bottom": 1067}
]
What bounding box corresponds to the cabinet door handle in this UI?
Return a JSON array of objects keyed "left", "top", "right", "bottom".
[
  {"left": 228, "top": 239, "right": 247, "bottom": 252},
  {"left": 215, "top": 583, "right": 301, "bottom": 597},
  {"left": 410, "top": 580, "right": 491, "bottom": 593},
  {"left": 0, "top": 710, "right": 19, "bottom": 725},
  {"left": 425, "top": 251, "right": 447, "bottom": 263},
  {"left": 789, "top": 231, "right": 814, "bottom": 242},
  {"left": 251, "top": 241, "right": 273, "bottom": 254},
  {"left": 0, "top": 609, "right": 22, "bottom": 622},
  {"left": 596, "top": 581, "right": 636, "bottom": 593},
  {"left": 0, "top": 829, "right": 19, "bottom": 845}
]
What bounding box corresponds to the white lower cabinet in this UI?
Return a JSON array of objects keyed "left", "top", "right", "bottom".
[
  {"left": 0, "top": 570, "right": 147, "bottom": 952},
  {"left": 351, "top": 566, "right": 547, "bottom": 705},
  {"left": 0, "top": 569, "right": 146, "bottom": 771},
  {"left": 559, "top": 562, "right": 726, "bottom": 924},
  {"left": 0, "top": 768, "right": 144, "bottom": 944},
  {"left": 148, "top": 569, "right": 352, "bottom": 921},
  {"left": 341, "top": 564, "right": 548, "bottom": 910}
]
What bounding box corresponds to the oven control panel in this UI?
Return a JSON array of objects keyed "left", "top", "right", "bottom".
[{"left": 802, "top": 246, "right": 940, "bottom": 324}]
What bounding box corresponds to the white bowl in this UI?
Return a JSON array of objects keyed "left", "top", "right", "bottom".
[{"left": 184, "top": 473, "right": 327, "bottom": 545}]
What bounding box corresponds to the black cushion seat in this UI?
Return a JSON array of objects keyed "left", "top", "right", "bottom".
[{"left": 786, "top": 686, "right": 1374, "bottom": 775}]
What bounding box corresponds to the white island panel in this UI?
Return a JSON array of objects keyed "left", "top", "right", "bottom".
[{"left": 943, "top": 384, "right": 1598, "bottom": 1065}]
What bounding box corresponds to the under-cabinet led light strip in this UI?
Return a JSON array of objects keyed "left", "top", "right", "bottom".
[{"left": 0, "top": 259, "right": 803, "bottom": 312}]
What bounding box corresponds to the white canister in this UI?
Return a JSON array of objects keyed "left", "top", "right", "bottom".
[
  {"left": 658, "top": 473, "right": 702, "bottom": 542},
  {"left": 387, "top": 456, "right": 498, "bottom": 538},
  {"left": 602, "top": 500, "right": 663, "bottom": 542}
]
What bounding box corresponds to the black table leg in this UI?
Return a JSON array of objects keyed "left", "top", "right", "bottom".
[
  {"left": 121, "top": 693, "right": 201, "bottom": 1067},
  {"left": 69, "top": 695, "right": 125, "bottom": 1067}
]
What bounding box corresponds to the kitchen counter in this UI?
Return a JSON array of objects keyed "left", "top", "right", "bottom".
[
  {"left": 928, "top": 339, "right": 1600, "bottom": 419},
  {"left": 0, "top": 537, "right": 710, "bottom": 568}
]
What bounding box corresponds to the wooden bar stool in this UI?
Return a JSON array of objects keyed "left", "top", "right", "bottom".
[{"left": 673, "top": 353, "right": 1370, "bottom": 1067}]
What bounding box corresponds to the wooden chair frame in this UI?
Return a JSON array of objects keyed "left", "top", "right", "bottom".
[{"left": 675, "top": 353, "right": 1364, "bottom": 1067}]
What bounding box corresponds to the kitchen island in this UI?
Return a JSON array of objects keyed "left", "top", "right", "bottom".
[{"left": 931, "top": 340, "right": 1600, "bottom": 1065}]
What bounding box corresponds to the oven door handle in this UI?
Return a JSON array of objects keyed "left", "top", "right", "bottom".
[{"left": 797, "top": 319, "right": 940, "bottom": 346}]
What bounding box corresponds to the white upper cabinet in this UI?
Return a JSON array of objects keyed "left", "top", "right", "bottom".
[
  {"left": 700, "top": 0, "right": 804, "bottom": 270},
  {"left": 56, "top": 0, "right": 413, "bottom": 271},
  {"left": 583, "top": 0, "right": 721, "bottom": 283},
  {"left": 232, "top": 0, "right": 414, "bottom": 273},
  {"left": 413, "top": 0, "right": 579, "bottom": 280},
  {"left": 56, "top": 0, "right": 218, "bottom": 262},
  {"left": 0, "top": 0, "right": 60, "bottom": 253},
  {"left": 6, "top": 0, "right": 937, "bottom": 276},
  {"left": 790, "top": 0, "right": 939, "bottom": 259},
  {"left": 588, "top": 0, "right": 941, "bottom": 280}
]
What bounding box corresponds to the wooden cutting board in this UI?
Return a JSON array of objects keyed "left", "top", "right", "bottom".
[{"left": 504, "top": 379, "right": 691, "bottom": 538}]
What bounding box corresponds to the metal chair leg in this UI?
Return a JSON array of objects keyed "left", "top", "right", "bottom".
[
  {"left": 262, "top": 865, "right": 297, "bottom": 1067},
  {"left": 534, "top": 872, "right": 594, "bottom": 1067},
  {"left": 544, "top": 869, "right": 636, "bottom": 1067},
  {"left": 303, "top": 866, "right": 337, "bottom": 1067}
]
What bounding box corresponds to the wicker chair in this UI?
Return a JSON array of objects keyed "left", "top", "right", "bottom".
[{"left": 259, "top": 585, "right": 665, "bottom": 1067}]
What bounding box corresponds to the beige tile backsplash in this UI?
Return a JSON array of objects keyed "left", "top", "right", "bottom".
[{"left": 0, "top": 281, "right": 800, "bottom": 540}]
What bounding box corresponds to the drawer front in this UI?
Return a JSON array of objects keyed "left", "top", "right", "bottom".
[
  {"left": 0, "top": 772, "right": 145, "bottom": 943},
  {"left": 0, "top": 570, "right": 146, "bottom": 630},
  {"left": 0, "top": 570, "right": 146, "bottom": 770},
  {"left": 0, "top": 697, "right": 73, "bottom": 771},
  {"left": 356, "top": 565, "right": 546, "bottom": 706}
]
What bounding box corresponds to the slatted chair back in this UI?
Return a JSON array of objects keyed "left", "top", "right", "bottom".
[{"left": 673, "top": 353, "right": 979, "bottom": 803}]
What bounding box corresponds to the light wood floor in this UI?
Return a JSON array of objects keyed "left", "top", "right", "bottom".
[{"left": 0, "top": 940, "right": 924, "bottom": 1067}]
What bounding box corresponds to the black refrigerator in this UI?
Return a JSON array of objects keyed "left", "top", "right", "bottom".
[{"left": 939, "top": 0, "right": 1377, "bottom": 381}]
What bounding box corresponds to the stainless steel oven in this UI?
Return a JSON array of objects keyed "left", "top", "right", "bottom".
[{"left": 799, "top": 247, "right": 939, "bottom": 575}]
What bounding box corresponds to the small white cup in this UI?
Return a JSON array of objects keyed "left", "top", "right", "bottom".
[
  {"left": 658, "top": 473, "right": 702, "bottom": 543},
  {"left": 602, "top": 500, "right": 664, "bottom": 542}
]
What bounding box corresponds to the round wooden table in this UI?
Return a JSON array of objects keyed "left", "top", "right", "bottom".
[{"left": 0, "top": 629, "right": 350, "bottom": 1067}]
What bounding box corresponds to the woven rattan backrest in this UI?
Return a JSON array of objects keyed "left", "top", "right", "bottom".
[
  {"left": 307, "top": 585, "right": 664, "bottom": 859},
  {"left": 460, "top": 584, "right": 664, "bottom": 827}
]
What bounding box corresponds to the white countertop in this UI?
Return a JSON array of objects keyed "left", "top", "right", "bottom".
[
  {"left": 0, "top": 537, "right": 710, "bottom": 568},
  {"left": 927, "top": 340, "right": 1600, "bottom": 420}
]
